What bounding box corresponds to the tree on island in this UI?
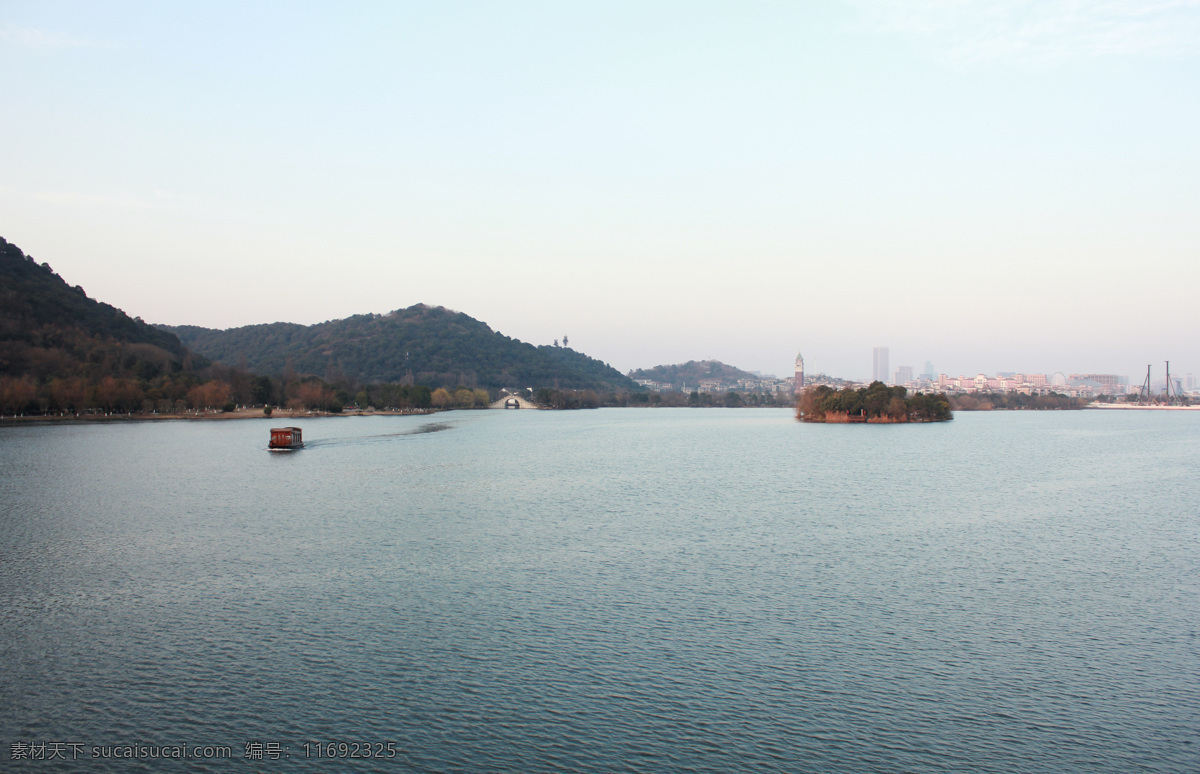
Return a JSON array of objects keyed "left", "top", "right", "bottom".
[{"left": 797, "top": 382, "right": 951, "bottom": 423}]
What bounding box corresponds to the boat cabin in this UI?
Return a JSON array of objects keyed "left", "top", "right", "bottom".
[{"left": 268, "top": 426, "right": 304, "bottom": 450}]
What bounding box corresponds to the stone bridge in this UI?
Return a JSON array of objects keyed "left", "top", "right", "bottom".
[{"left": 489, "top": 393, "right": 540, "bottom": 410}]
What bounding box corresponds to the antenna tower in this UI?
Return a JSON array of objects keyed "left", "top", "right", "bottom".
[{"left": 1165, "top": 361, "right": 1183, "bottom": 405}]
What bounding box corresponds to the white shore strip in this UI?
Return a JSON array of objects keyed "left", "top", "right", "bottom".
[{"left": 1086, "top": 403, "right": 1200, "bottom": 410}]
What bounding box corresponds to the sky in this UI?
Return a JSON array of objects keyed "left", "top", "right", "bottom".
[{"left": 2, "top": 1, "right": 1197, "bottom": 382}]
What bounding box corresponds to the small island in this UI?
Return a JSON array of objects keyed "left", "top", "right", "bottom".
[{"left": 796, "top": 382, "right": 952, "bottom": 423}]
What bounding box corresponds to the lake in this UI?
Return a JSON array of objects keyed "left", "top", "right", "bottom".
[{"left": 1, "top": 408, "right": 1197, "bottom": 772}]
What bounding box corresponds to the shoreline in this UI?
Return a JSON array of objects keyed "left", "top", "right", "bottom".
[
  {"left": 0, "top": 407, "right": 438, "bottom": 424},
  {"left": 9, "top": 403, "right": 1195, "bottom": 424}
]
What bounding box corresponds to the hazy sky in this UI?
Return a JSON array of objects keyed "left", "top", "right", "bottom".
[{"left": 2, "top": 1, "right": 1197, "bottom": 381}]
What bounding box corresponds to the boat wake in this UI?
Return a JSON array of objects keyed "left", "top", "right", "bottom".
[{"left": 303, "top": 421, "right": 453, "bottom": 449}]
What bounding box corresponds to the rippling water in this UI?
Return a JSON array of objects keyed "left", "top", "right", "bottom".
[{"left": 1, "top": 409, "right": 1197, "bottom": 772}]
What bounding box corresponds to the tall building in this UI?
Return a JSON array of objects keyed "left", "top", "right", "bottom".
[
  {"left": 894, "top": 365, "right": 913, "bottom": 385},
  {"left": 794, "top": 352, "right": 805, "bottom": 393},
  {"left": 921, "top": 361, "right": 936, "bottom": 381},
  {"left": 872, "top": 347, "right": 889, "bottom": 384}
]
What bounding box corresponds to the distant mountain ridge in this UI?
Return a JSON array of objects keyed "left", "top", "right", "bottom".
[
  {"left": 0, "top": 234, "right": 633, "bottom": 414},
  {"left": 629, "top": 360, "right": 759, "bottom": 389},
  {"left": 0, "top": 236, "right": 190, "bottom": 381},
  {"left": 162, "top": 305, "right": 638, "bottom": 392}
]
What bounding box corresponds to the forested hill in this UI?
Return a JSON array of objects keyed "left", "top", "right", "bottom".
[
  {"left": 0, "top": 236, "right": 190, "bottom": 380},
  {"left": 629, "top": 360, "right": 759, "bottom": 389},
  {"left": 162, "top": 305, "right": 639, "bottom": 392}
]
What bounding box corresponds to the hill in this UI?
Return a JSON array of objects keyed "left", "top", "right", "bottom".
[
  {"left": 628, "top": 360, "right": 760, "bottom": 390},
  {"left": 0, "top": 236, "right": 191, "bottom": 383},
  {"left": 162, "top": 305, "right": 638, "bottom": 392}
]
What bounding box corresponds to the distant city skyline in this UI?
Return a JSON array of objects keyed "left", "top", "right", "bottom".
[{"left": 1, "top": 2, "right": 1197, "bottom": 381}]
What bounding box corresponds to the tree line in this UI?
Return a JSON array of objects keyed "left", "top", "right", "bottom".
[
  {"left": 0, "top": 357, "right": 441, "bottom": 417},
  {"left": 0, "top": 357, "right": 809, "bottom": 417},
  {"left": 948, "top": 392, "right": 1086, "bottom": 411},
  {"left": 528, "top": 387, "right": 795, "bottom": 409}
]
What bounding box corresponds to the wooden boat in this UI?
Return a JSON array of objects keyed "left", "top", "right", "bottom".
[{"left": 268, "top": 426, "right": 304, "bottom": 450}]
